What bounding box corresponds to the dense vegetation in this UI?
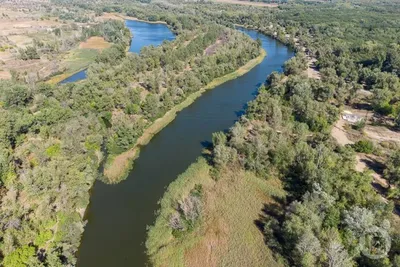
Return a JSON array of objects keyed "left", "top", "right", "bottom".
[
  {"left": 147, "top": 0, "right": 400, "bottom": 266},
  {"left": 148, "top": 58, "right": 400, "bottom": 267},
  {"left": 0, "top": 4, "right": 261, "bottom": 265},
  {"left": 2, "top": 0, "right": 400, "bottom": 266},
  {"left": 208, "top": 72, "right": 397, "bottom": 266}
]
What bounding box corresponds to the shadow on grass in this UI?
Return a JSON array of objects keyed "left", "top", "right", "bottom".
[{"left": 254, "top": 196, "right": 287, "bottom": 259}]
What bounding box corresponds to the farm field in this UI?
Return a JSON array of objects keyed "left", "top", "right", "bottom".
[{"left": 0, "top": 2, "right": 111, "bottom": 82}]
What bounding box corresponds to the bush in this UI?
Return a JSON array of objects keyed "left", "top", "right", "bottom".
[
  {"left": 18, "top": 46, "right": 40, "bottom": 60},
  {"left": 353, "top": 140, "right": 374, "bottom": 154},
  {"left": 352, "top": 119, "right": 366, "bottom": 131}
]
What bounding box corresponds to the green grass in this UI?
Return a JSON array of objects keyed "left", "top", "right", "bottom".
[
  {"left": 47, "top": 48, "right": 99, "bottom": 84},
  {"left": 146, "top": 157, "right": 286, "bottom": 267},
  {"left": 64, "top": 48, "right": 99, "bottom": 73}
]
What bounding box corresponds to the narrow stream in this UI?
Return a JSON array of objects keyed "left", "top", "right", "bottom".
[{"left": 77, "top": 24, "right": 293, "bottom": 267}]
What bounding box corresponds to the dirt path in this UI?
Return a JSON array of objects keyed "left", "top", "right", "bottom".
[
  {"left": 331, "top": 118, "right": 353, "bottom": 146},
  {"left": 306, "top": 57, "right": 320, "bottom": 79}
]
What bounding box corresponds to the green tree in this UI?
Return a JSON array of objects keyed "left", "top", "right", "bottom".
[{"left": 384, "top": 150, "right": 400, "bottom": 187}]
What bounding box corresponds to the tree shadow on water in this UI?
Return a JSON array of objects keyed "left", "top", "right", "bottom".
[{"left": 234, "top": 103, "right": 249, "bottom": 118}]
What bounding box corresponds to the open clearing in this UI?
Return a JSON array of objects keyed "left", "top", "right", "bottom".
[
  {"left": 328, "top": 99, "right": 399, "bottom": 209},
  {"left": 213, "top": 0, "right": 278, "bottom": 7},
  {"left": 79, "top": 37, "right": 111, "bottom": 50},
  {"left": 46, "top": 48, "right": 99, "bottom": 84},
  {"left": 331, "top": 117, "right": 353, "bottom": 146},
  {"left": 306, "top": 57, "right": 320, "bottom": 79},
  {"left": 147, "top": 158, "right": 284, "bottom": 267}
]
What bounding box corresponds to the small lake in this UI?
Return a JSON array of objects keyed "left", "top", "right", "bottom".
[
  {"left": 76, "top": 24, "right": 294, "bottom": 267},
  {"left": 59, "top": 20, "right": 175, "bottom": 84}
]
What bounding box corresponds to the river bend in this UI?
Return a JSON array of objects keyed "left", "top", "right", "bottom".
[{"left": 77, "top": 23, "right": 293, "bottom": 267}]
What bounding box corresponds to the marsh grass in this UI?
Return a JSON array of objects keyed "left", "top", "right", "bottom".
[
  {"left": 47, "top": 48, "right": 99, "bottom": 84},
  {"left": 146, "top": 157, "right": 286, "bottom": 267}
]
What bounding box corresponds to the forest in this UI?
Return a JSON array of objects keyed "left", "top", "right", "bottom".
[{"left": 0, "top": 1, "right": 261, "bottom": 265}]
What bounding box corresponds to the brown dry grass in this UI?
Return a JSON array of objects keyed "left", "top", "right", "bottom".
[
  {"left": 7, "top": 35, "right": 33, "bottom": 48},
  {"left": 185, "top": 169, "right": 283, "bottom": 267},
  {"left": 213, "top": 0, "right": 279, "bottom": 7},
  {"left": 98, "top": 12, "right": 167, "bottom": 24},
  {"left": 96, "top": 12, "right": 124, "bottom": 22},
  {"left": 78, "top": 37, "right": 111, "bottom": 50},
  {"left": 146, "top": 158, "right": 285, "bottom": 267}
]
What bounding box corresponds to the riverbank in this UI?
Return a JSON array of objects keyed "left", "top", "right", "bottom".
[
  {"left": 47, "top": 67, "right": 87, "bottom": 85},
  {"left": 100, "top": 12, "right": 167, "bottom": 24},
  {"left": 103, "top": 48, "right": 267, "bottom": 183}
]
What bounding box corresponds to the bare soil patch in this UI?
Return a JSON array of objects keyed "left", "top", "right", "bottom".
[
  {"left": 204, "top": 33, "right": 229, "bottom": 56},
  {"left": 356, "top": 154, "right": 388, "bottom": 187},
  {"left": 364, "top": 125, "right": 400, "bottom": 143},
  {"left": 306, "top": 57, "right": 320, "bottom": 79},
  {"left": 0, "top": 70, "right": 11, "bottom": 80},
  {"left": 331, "top": 117, "right": 353, "bottom": 146}
]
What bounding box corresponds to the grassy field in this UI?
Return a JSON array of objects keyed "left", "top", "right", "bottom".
[
  {"left": 47, "top": 48, "right": 99, "bottom": 84},
  {"left": 146, "top": 158, "right": 286, "bottom": 267},
  {"left": 103, "top": 48, "right": 267, "bottom": 182},
  {"left": 79, "top": 36, "right": 112, "bottom": 50}
]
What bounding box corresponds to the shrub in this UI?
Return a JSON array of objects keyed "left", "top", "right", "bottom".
[
  {"left": 18, "top": 46, "right": 40, "bottom": 60},
  {"left": 353, "top": 140, "right": 374, "bottom": 154},
  {"left": 352, "top": 119, "right": 366, "bottom": 131}
]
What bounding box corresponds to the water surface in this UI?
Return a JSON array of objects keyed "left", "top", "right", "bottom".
[
  {"left": 77, "top": 27, "right": 293, "bottom": 267},
  {"left": 59, "top": 20, "right": 174, "bottom": 84}
]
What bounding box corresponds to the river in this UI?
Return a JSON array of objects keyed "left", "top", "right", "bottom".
[{"left": 77, "top": 23, "right": 293, "bottom": 266}]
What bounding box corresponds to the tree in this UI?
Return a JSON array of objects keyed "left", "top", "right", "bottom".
[
  {"left": 384, "top": 150, "right": 400, "bottom": 187},
  {"left": 324, "top": 229, "right": 353, "bottom": 267},
  {"left": 212, "top": 131, "right": 226, "bottom": 146},
  {"left": 18, "top": 46, "right": 40, "bottom": 60},
  {"left": 2, "top": 245, "right": 36, "bottom": 267},
  {"left": 295, "top": 229, "right": 322, "bottom": 266}
]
